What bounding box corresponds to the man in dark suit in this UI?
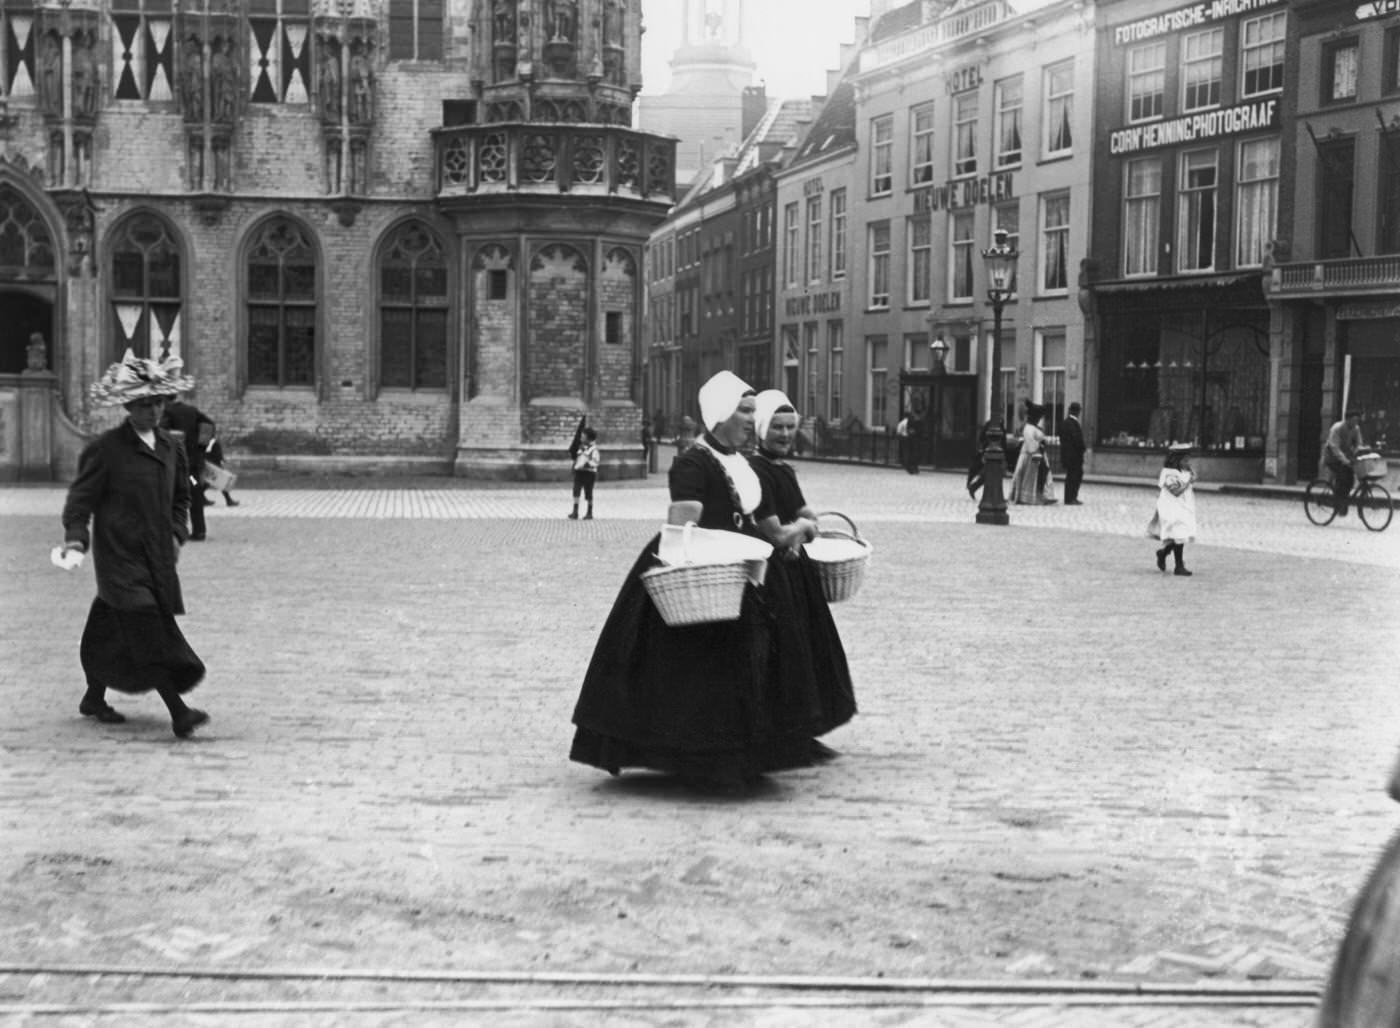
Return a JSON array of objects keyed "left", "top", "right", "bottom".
[
  {"left": 162, "top": 398, "right": 216, "bottom": 540},
  {"left": 1059, "top": 401, "right": 1086, "bottom": 505}
]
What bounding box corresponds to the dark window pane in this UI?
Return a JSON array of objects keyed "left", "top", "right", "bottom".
[
  {"left": 282, "top": 262, "right": 316, "bottom": 299},
  {"left": 382, "top": 265, "right": 412, "bottom": 301},
  {"left": 381, "top": 308, "right": 412, "bottom": 387},
  {"left": 148, "top": 251, "right": 180, "bottom": 297},
  {"left": 249, "top": 263, "right": 281, "bottom": 298},
  {"left": 415, "top": 265, "right": 447, "bottom": 303},
  {"left": 284, "top": 307, "right": 316, "bottom": 385},
  {"left": 112, "top": 251, "right": 145, "bottom": 295},
  {"left": 415, "top": 310, "right": 448, "bottom": 388},
  {"left": 248, "top": 308, "right": 281, "bottom": 384}
]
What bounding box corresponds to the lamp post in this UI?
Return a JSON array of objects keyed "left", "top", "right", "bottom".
[{"left": 977, "top": 228, "right": 1019, "bottom": 526}]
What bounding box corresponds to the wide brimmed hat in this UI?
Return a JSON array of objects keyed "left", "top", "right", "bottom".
[
  {"left": 1167, "top": 441, "right": 1194, "bottom": 452},
  {"left": 89, "top": 349, "right": 195, "bottom": 407}
]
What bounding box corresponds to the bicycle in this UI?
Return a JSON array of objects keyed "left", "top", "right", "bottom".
[{"left": 1304, "top": 452, "right": 1393, "bottom": 531}]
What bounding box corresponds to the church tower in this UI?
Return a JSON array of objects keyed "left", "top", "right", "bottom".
[
  {"left": 432, "top": 0, "right": 678, "bottom": 479},
  {"left": 637, "top": 0, "right": 757, "bottom": 187}
]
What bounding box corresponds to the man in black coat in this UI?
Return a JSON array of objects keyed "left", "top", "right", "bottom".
[
  {"left": 1059, "top": 401, "right": 1087, "bottom": 505},
  {"left": 162, "top": 398, "right": 215, "bottom": 539}
]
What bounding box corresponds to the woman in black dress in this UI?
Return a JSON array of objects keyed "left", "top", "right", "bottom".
[
  {"left": 570, "top": 371, "right": 823, "bottom": 790},
  {"left": 749, "top": 390, "right": 856, "bottom": 757}
]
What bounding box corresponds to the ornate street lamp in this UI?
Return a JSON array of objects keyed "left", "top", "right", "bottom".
[{"left": 978, "top": 228, "right": 1019, "bottom": 526}]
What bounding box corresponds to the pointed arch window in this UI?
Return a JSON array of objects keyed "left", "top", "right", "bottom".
[
  {"left": 379, "top": 221, "right": 448, "bottom": 390},
  {"left": 110, "top": 214, "right": 182, "bottom": 362},
  {"left": 247, "top": 217, "right": 316, "bottom": 387},
  {"left": 0, "top": 183, "right": 56, "bottom": 277}
]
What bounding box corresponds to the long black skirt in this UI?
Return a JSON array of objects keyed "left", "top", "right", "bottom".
[
  {"left": 1317, "top": 826, "right": 1400, "bottom": 1026},
  {"left": 570, "top": 536, "right": 825, "bottom": 785},
  {"left": 763, "top": 551, "right": 856, "bottom": 738},
  {"left": 80, "top": 597, "right": 205, "bottom": 695}
]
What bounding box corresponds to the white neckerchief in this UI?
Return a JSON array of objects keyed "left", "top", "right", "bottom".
[
  {"left": 135, "top": 427, "right": 157, "bottom": 450},
  {"left": 693, "top": 435, "right": 762, "bottom": 516}
]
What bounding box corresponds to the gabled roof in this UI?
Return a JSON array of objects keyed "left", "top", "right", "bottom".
[
  {"left": 673, "top": 95, "right": 817, "bottom": 209},
  {"left": 869, "top": 0, "right": 927, "bottom": 42},
  {"left": 787, "top": 62, "right": 858, "bottom": 172}
]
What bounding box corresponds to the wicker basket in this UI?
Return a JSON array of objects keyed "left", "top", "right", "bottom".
[
  {"left": 643, "top": 523, "right": 751, "bottom": 626},
  {"left": 1357, "top": 453, "right": 1388, "bottom": 481},
  {"left": 807, "top": 511, "right": 872, "bottom": 603}
]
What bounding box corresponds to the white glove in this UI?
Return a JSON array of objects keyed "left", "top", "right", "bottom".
[{"left": 50, "top": 545, "right": 85, "bottom": 571}]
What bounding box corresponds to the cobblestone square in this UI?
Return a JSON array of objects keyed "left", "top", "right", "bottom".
[{"left": 2, "top": 465, "right": 1398, "bottom": 1025}]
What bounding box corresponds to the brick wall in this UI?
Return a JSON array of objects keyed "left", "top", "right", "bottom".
[{"left": 525, "top": 244, "right": 587, "bottom": 402}]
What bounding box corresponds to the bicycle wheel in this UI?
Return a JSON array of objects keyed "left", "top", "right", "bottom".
[
  {"left": 1305, "top": 479, "right": 1339, "bottom": 526},
  {"left": 1358, "top": 482, "right": 1393, "bottom": 532}
]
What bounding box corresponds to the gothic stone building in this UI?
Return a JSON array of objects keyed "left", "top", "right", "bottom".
[{"left": 0, "top": 0, "right": 675, "bottom": 481}]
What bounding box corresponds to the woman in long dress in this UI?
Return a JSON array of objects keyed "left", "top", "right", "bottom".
[
  {"left": 748, "top": 390, "right": 856, "bottom": 757},
  {"left": 1009, "top": 403, "right": 1055, "bottom": 505},
  {"left": 570, "top": 371, "right": 823, "bottom": 790}
]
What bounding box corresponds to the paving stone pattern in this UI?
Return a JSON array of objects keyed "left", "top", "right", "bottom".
[{"left": 1, "top": 465, "right": 1397, "bottom": 1026}]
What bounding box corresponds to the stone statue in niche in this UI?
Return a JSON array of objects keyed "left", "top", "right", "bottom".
[
  {"left": 38, "top": 34, "right": 61, "bottom": 116},
  {"left": 26, "top": 333, "right": 47, "bottom": 372},
  {"left": 71, "top": 31, "right": 99, "bottom": 118},
  {"left": 318, "top": 42, "right": 341, "bottom": 121},
  {"left": 349, "top": 138, "right": 366, "bottom": 193},
  {"left": 348, "top": 44, "right": 372, "bottom": 124},
  {"left": 182, "top": 37, "right": 204, "bottom": 120},
  {"left": 210, "top": 38, "right": 237, "bottom": 123},
  {"left": 46, "top": 131, "right": 63, "bottom": 185},
  {"left": 603, "top": 0, "right": 623, "bottom": 46},
  {"left": 545, "top": 0, "right": 576, "bottom": 42},
  {"left": 188, "top": 135, "right": 204, "bottom": 189},
  {"left": 212, "top": 135, "right": 231, "bottom": 191},
  {"left": 493, "top": 0, "right": 515, "bottom": 45},
  {"left": 325, "top": 140, "right": 342, "bottom": 193}
]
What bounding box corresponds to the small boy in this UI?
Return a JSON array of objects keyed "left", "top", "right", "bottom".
[{"left": 569, "top": 427, "right": 600, "bottom": 520}]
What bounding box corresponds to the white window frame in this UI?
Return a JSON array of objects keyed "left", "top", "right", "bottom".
[
  {"left": 867, "top": 336, "right": 889, "bottom": 428},
  {"left": 1235, "top": 136, "right": 1279, "bottom": 268},
  {"left": 783, "top": 202, "right": 800, "bottom": 286},
  {"left": 1124, "top": 156, "right": 1161, "bottom": 276},
  {"left": 1182, "top": 28, "right": 1224, "bottom": 112},
  {"left": 1176, "top": 147, "right": 1218, "bottom": 272},
  {"left": 830, "top": 188, "right": 847, "bottom": 279},
  {"left": 804, "top": 321, "right": 820, "bottom": 418},
  {"left": 953, "top": 92, "right": 978, "bottom": 178},
  {"left": 868, "top": 221, "right": 891, "bottom": 309},
  {"left": 994, "top": 75, "right": 1023, "bottom": 169},
  {"left": 1241, "top": 12, "right": 1286, "bottom": 98},
  {"left": 908, "top": 214, "right": 931, "bottom": 306},
  {"left": 911, "top": 103, "right": 936, "bottom": 185},
  {"left": 1040, "top": 191, "right": 1071, "bottom": 294},
  {"left": 950, "top": 211, "right": 974, "bottom": 301},
  {"left": 827, "top": 320, "right": 844, "bottom": 422},
  {"left": 1037, "top": 329, "right": 1067, "bottom": 442},
  {"left": 1043, "top": 60, "right": 1075, "bottom": 157},
  {"left": 871, "top": 115, "right": 894, "bottom": 195},
  {"left": 1128, "top": 43, "right": 1166, "bottom": 123},
  {"left": 805, "top": 194, "right": 823, "bottom": 283}
]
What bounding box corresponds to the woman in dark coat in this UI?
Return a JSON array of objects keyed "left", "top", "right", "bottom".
[
  {"left": 59, "top": 350, "right": 209, "bottom": 737},
  {"left": 570, "top": 371, "right": 822, "bottom": 791},
  {"left": 748, "top": 390, "right": 856, "bottom": 757}
]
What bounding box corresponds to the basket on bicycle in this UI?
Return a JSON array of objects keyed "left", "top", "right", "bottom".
[
  {"left": 1356, "top": 453, "right": 1388, "bottom": 480},
  {"left": 805, "top": 511, "right": 873, "bottom": 603},
  {"left": 643, "top": 523, "right": 769, "bottom": 626}
]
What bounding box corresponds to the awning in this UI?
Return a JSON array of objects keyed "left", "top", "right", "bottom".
[{"left": 1091, "top": 272, "right": 1263, "bottom": 295}]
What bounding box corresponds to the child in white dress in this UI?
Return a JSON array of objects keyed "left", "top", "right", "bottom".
[{"left": 1153, "top": 442, "right": 1197, "bottom": 577}]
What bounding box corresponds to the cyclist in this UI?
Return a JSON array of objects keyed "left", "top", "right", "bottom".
[{"left": 1322, "top": 408, "right": 1366, "bottom": 517}]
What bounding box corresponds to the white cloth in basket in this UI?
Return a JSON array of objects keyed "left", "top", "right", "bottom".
[
  {"left": 657, "top": 523, "right": 772, "bottom": 567},
  {"left": 804, "top": 537, "right": 868, "bottom": 562}
]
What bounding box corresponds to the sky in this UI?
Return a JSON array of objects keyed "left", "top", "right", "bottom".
[{"left": 640, "top": 0, "right": 873, "bottom": 100}]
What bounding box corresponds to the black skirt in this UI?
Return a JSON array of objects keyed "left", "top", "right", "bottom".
[
  {"left": 763, "top": 550, "right": 856, "bottom": 738},
  {"left": 80, "top": 597, "right": 205, "bottom": 695},
  {"left": 570, "top": 535, "right": 825, "bottom": 785}
]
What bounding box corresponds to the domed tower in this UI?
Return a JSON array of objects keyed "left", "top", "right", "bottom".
[
  {"left": 434, "top": 0, "right": 677, "bottom": 479},
  {"left": 637, "top": 0, "right": 756, "bottom": 186}
]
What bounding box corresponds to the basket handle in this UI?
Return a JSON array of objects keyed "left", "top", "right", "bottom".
[{"left": 814, "top": 510, "right": 861, "bottom": 541}]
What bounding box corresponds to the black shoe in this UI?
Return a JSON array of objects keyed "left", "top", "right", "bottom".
[
  {"left": 810, "top": 740, "right": 840, "bottom": 763},
  {"left": 201, "top": 497, "right": 216, "bottom": 507},
  {"left": 172, "top": 709, "right": 209, "bottom": 738},
  {"left": 567, "top": 511, "right": 578, "bottom": 520},
  {"left": 79, "top": 697, "right": 126, "bottom": 724},
  {"left": 225, "top": 498, "right": 240, "bottom": 508},
  {"left": 1174, "top": 567, "right": 1193, "bottom": 577},
  {"left": 1156, "top": 547, "right": 1168, "bottom": 572},
  {"left": 1065, "top": 499, "right": 1083, "bottom": 505},
  {"left": 188, "top": 533, "right": 206, "bottom": 541},
  {"left": 584, "top": 511, "right": 594, "bottom": 520}
]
